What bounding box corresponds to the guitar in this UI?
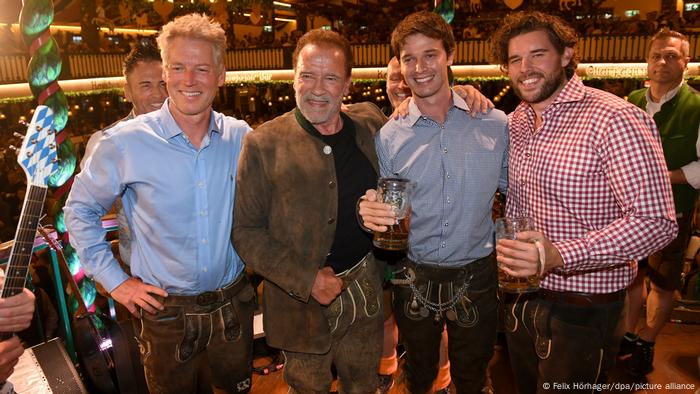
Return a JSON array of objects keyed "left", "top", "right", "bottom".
[
  {"left": 37, "top": 226, "right": 146, "bottom": 394},
  {"left": 0, "top": 106, "right": 57, "bottom": 391}
]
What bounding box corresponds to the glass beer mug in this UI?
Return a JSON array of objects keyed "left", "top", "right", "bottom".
[
  {"left": 372, "top": 177, "right": 413, "bottom": 251},
  {"left": 495, "top": 217, "right": 540, "bottom": 293}
]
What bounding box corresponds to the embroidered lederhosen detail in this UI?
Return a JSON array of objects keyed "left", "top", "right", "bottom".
[
  {"left": 392, "top": 254, "right": 494, "bottom": 327},
  {"left": 323, "top": 254, "right": 380, "bottom": 334}
]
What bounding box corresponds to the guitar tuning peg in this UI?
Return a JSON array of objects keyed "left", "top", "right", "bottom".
[
  {"left": 13, "top": 132, "right": 24, "bottom": 139},
  {"left": 18, "top": 120, "right": 28, "bottom": 127},
  {"left": 8, "top": 145, "right": 18, "bottom": 154}
]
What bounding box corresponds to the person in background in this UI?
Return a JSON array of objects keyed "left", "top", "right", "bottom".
[
  {"left": 82, "top": 40, "right": 167, "bottom": 164},
  {"left": 360, "top": 11, "right": 508, "bottom": 394},
  {"left": 489, "top": 11, "right": 677, "bottom": 393},
  {"left": 623, "top": 28, "right": 700, "bottom": 376},
  {"left": 65, "top": 13, "right": 254, "bottom": 393},
  {"left": 80, "top": 39, "right": 167, "bottom": 267},
  {"left": 384, "top": 57, "right": 411, "bottom": 112}
]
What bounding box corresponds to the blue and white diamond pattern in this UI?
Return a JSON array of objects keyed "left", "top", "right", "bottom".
[{"left": 18, "top": 105, "right": 58, "bottom": 187}]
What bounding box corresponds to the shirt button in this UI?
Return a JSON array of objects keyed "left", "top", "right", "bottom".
[
  {"left": 443, "top": 148, "right": 448, "bottom": 154},
  {"left": 328, "top": 181, "right": 336, "bottom": 189},
  {"left": 525, "top": 152, "right": 531, "bottom": 158},
  {"left": 446, "top": 173, "right": 451, "bottom": 179},
  {"left": 328, "top": 218, "right": 335, "bottom": 224},
  {"left": 323, "top": 145, "right": 332, "bottom": 155},
  {"left": 441, "top": 242, "right": 446, "bottom": 248},
  {"left": 198, "top": 181, "right": 205, "bottom": 188},
  {"left": 201, "top": 238, "right": 208, "bottom": 245},
  {"left": 444, "top": 222, "right": 449, "bottom": 227},
  {"left": 521, "top": 181, "right": 526, "bottom": 186},
  {"left": 202, "top": 267, "right": 208, "bottom": 273},
  {"left": 200, "top": 210, "right": 207, "bottom": 216},
  {"left": 446, "top": 197, "right": 451, "bottom": 204}
]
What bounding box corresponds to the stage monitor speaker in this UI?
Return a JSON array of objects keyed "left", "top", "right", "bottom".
[{"left": 10, "top": 337, "right": 87, "bottom": 393}]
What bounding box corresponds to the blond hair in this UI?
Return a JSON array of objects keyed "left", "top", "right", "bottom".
[{"left": 156, "top": 13, "right": 226, "bottom": 72}]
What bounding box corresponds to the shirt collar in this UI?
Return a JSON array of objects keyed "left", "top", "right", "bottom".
[
  {"left": 157, "top": 98, "right": 219, "bottom": 140},
  {"left": 645, "top": 80, "right": 684, "bottom": 106},
  {"left": 548, "top": 74, "right": 585, "bottom": 106},
  {"left": 404, "top": 88, "right": 470, "bottom": 126}
]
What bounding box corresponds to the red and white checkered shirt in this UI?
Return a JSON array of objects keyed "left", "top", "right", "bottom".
[{"left": 506, "top": 75, "right": 678, "bottom": 293}]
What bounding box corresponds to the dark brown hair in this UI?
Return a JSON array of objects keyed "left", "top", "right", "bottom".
[
  {"left": 489, "top": 11, "right": 578, "bottom": 78},
  {"left": 391, "top": 11, "right": 455, "bottom": 59},
  {"left": 123, "top": 39, "right": 161, "bottom": 77},
  {"left": 292, "top": 29, "right": 353, "bottom": 77},
  {"left": 649, "top": 28, "right": 690, "bottom": 57}
]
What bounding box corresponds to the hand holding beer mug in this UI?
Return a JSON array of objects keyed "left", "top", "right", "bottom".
[
  {"left": 495, "top": 217, "right": 540, "bottom": 292},
  {"left": 372, "top": 178, "right": 413, "bottom": 251}
]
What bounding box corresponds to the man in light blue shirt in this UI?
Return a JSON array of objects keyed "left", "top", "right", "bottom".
[
  {"left": 64, "top": 13, "right": 254, "bottom": 394},
  {"left": 359, "top": 11, "right": 508, "bottom": 394}
]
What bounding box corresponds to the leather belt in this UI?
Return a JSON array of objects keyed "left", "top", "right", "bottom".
[
  {"left": 164, "top": 273, "right": 250, "bottom": 307},
  {"left": 538, "top": 288, "right": 625, "bottom": 306},
  {"left": 404, "top": 253, "right": 495, "bottom": 283}
]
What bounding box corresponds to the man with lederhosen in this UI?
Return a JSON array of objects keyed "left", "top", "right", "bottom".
[
  {"left": 233, "top": 29, "right": 387, "bottom": 394},
  {"left": 359, "top": 11, "right": 508, "bottom": 394},
  {"left": 65, "top": 14, "right": 255, "bottom": 393},
  {"left": 489, "top": 12, "right": 677, "bottom": 393}
]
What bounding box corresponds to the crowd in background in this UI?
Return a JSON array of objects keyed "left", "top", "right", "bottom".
[{"left": 1, "top": 7, "right": 699, "bottom": 55}]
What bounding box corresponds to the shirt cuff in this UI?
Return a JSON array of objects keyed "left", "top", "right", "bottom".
[
  {"left": 94, "top": 262, "right": 130, "bottom": 294},
  {"left": 552, "top": 238, "right": 589, "bottom": 273},
  {"left": 681, "top": 162, "right": 700, "bottom": 189}
]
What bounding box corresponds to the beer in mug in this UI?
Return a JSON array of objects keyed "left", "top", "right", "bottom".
[
  {"left": 372, "top": 178, "right": 413, "bottom": 251},
  {"left": 495, "top": 217, "right": 540, "bottom": 293}
]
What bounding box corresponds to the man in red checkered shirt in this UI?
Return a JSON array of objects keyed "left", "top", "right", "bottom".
[{"left": 489, "top": 12, "right": 677, "bottom": 393}]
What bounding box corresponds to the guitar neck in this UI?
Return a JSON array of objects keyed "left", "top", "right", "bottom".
[{"left": 3, "top": 184, "right": 48, "bottom": 299}]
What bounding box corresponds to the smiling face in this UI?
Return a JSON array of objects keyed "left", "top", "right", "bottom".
[
  {"left": 399, "top": 33, "right": 453, "bottom": 102},
  {"left": 293, "top": 43, "right": 350, "bottom": 134},
  {"left": 506, "top": 30, "right": 573, "bottom": 111},
  {"left": 386, "top": 57, "right": 411, "bottom": 109},
  {"left": 647, "top": 37, "right": 689, "bottom": 88},
  {"left": 124, "top": 60, "right": 167, "bottom": 116},
  {"left": 163, "top": 36, "right": 225, "bottom": 121}
]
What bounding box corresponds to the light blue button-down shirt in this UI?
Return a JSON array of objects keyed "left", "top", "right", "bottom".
[
  {"left": 377, "top": 91, "right": 508, "bottom": 266},
  {"left": 65, "top": 99, "right": 251, "bottom": 294}
]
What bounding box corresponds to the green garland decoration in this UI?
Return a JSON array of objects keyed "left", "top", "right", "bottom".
[{"left": 19, "top": 0, "right": 98, "bottom": 317}]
